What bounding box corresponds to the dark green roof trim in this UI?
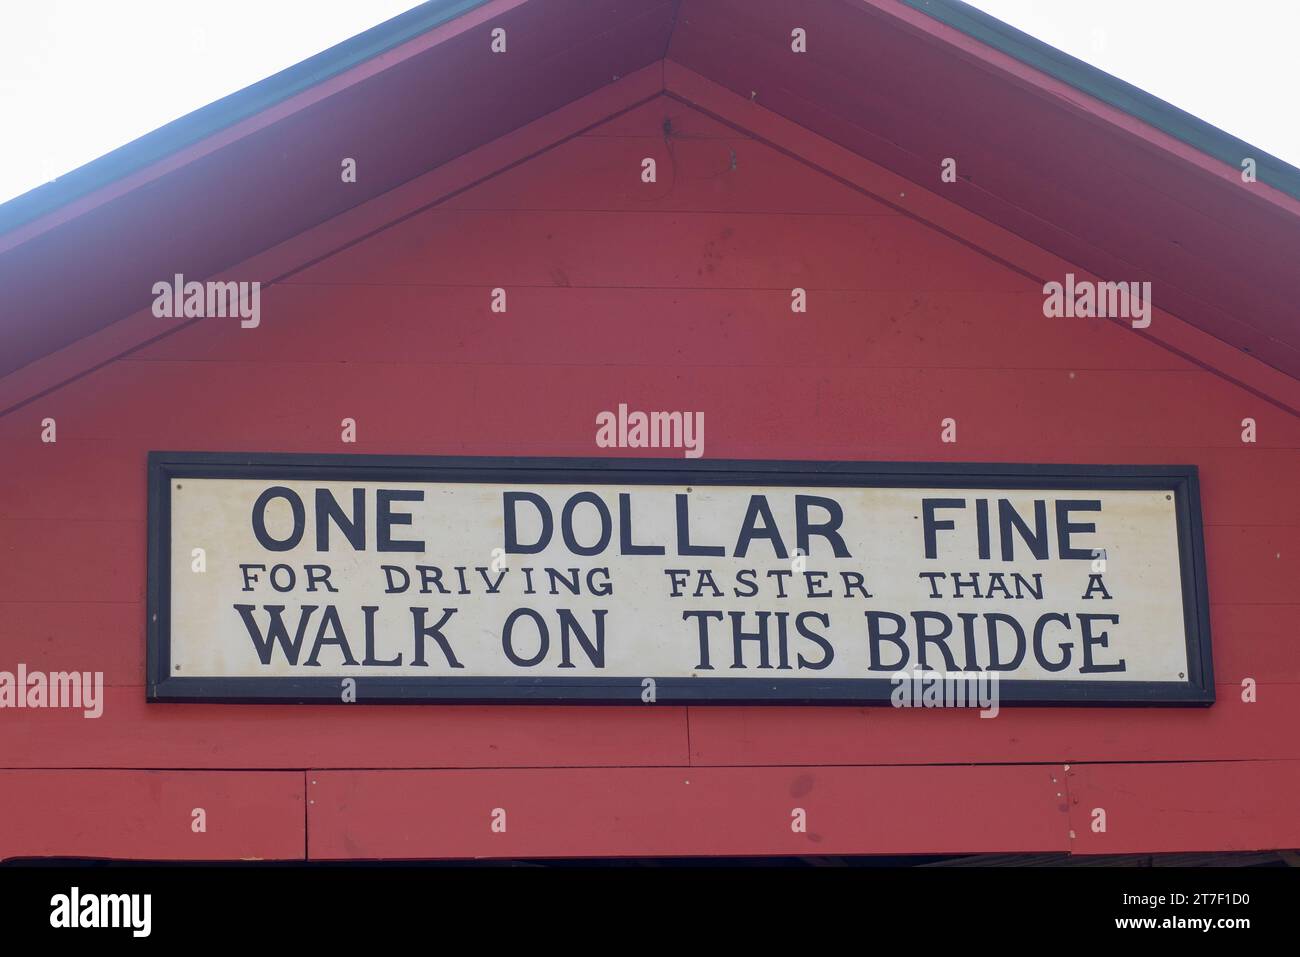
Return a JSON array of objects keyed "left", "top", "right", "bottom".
[
  {"left": 0, "top": 0, "right": 493, "bottom": 234},
  {"left": 903, "top": 0, "right": 1300, "bottom": 203}
]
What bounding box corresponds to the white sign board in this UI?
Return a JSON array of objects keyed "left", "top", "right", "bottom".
[{"left": 147, "top": 454, "right": 1213, "bottom": 705}]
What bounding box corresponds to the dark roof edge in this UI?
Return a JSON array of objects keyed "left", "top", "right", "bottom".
[
  {"left": 5, "top": 0, "right": 1296, "bottom": 239},
  {"left": 903, "top": 0, "right": 1300, "bottom": 204},
  {"left": 0, "top": 0, "right": 493, "bottom": 236}
]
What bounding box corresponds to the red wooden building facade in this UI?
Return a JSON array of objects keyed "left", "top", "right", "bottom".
[{"left": 1, "top": 0, "right": 1298, "bottom": 861}]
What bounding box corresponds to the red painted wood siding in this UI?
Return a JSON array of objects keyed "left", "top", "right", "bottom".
[
  {"left": 0, "top": 771, "right": 304, "bottom": 861},
  {"left": 1, "top": 96, "right": 1297, "bottom": 859},
  {"left": 308, "top": 767, "right": 1072, "bottom": 859}
]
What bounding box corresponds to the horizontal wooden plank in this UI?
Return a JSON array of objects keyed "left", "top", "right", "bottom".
[
  {"left": 0, "top": 519, "right": 143, "bottom": 603},
  {"left": 0, "top": 683, "right": 1292, "bottom": 769},
  {"left": 10, "top": 761, "right": 1280, "bottom": 861},
  {"left": 1066, "top": 760, "right": 1300, "bottom": 854},
  {"left": 306, "top": 765, "right": 1069, "bottom": 859},
  {"left": 0, "top": 438, "right": 143, "bottom": 521},
  {"left": 0, "top": 770, "right": 304, "bottom": 861},
  {"left": 131, "top": 284, "right": 1189, "bottom": 372},
  {"left": 685, "top": 686, "right": 1300, "bottom": 766},
  {"left": 1209, "top": 603, "right": 1300, "bottom": 683},
  {"left": 0, "top": 601, "right": 143, "bottom": 679},
  {"left": 1201, "top": 525, "right": 1298, "bottom": 603},
  {"left": 8, "top": 361, "right": 1300, "bottom": 451},
  {"left": 0, "top": 693, "right": 690, "bottom": 770},
  {"left": 289, "top": 208, "right": 1029, "bottom": 292}
]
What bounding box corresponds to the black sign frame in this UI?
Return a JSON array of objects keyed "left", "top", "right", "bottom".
[{"left": 146, "top": 451, "right": 1214, "bottom": 706}]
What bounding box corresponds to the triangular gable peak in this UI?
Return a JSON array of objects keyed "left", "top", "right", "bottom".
[
  {"left": 5, "top": 82, "right": 1300, "bottom": 465},
  {"left": 2, "top": 54, "right": 1299, "bottom": 421}
]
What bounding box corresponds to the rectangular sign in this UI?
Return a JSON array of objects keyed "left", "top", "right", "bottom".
[{"left": 147, "top": 453, "right": 1213, "bottom": 705}]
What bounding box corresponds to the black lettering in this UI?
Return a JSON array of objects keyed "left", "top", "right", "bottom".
[
  {"left": 315, "top": 488, "right": 365, "bottom": 551},
  {"left": 251, "top": 486, "right": 305, "bottom": 552},
  {"left": 795, "top": 495, "right": 851, "bottom": 558},
  {"left": 561, "top": 492, "right": 612, "bottom": 556},
  {"left": 502, "top": 608, "right": 549, "bottom": 667},
  {"left": 1079, "top": 613, "right": 1125, "bottom": 673},
  {"left": 998, "top": 498, "right": 1049, "bottom": 561},
  {"left": 922, "top": 498, "right": 965, "bottom": 559},
  {"left": 504, "top": 492, "right": 552, "bottom": 554},
  {"left": 684, "top": 610, "right": 724, "bottom": 670},
  {"left": 1057, "top": 500, "right": 1102, "bottom": 560},
  {"left": 729, "top": 611, "right": 773, "bottom": 669},
  {"left": 410, "top": 607, "right": 463, "bottom": 668},
  {"left": 1032, "top": 612, "right": 1072, "bottom": 672},
  {"left": 235, "top": 604, "right": 317, "bottom": 665},
  {"left": 305, "top": 606, "right": 360, "bottom": 666},
  {"left": 618, "top": 494, "right": 665, "bottom": 555},
  {"left": 984, "top": 613, "right": 1026, "bottom": 671},
  {"left": 557, "top": 610, "right": 606, "bottom": 668},
  {"left": 676, "top": 494, "right": 724, "bottom": 556},
  {"left": 362, "top": 605, "right": 400, "bottom": 666},
  {"left": 795, "top": 612, "right": 834, "bottom": 670},
  {"left": 866, "top": 611, "right": 909, "bottom": 671},
  {"left": 734, "top": 495, "right": 788, "bottom": 559},
  {"left": 912, "top": 611, "right": 959, "bottom": 670},
  {"left": 377, "top": 489, "right": 424, "bottom": 552}
]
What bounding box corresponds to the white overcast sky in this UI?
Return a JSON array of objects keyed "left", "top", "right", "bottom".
[{"left": 0, "top": 0, "right": 1297, "bottom": 206}]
